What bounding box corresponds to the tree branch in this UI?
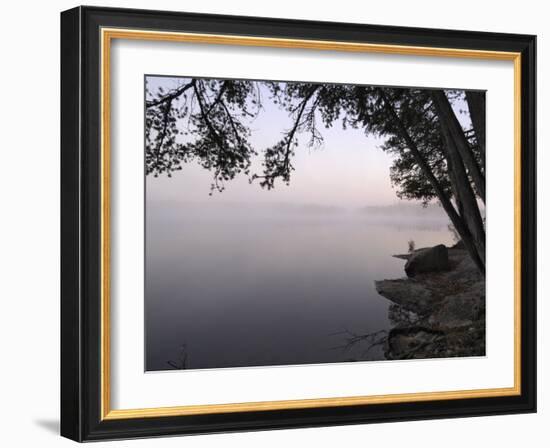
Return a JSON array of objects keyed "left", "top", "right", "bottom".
[{"left": 146, "top": 81, "right": 194, "bottom": 108}]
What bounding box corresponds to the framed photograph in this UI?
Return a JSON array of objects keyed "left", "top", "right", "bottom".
[{"left": 60, "top": 6, "right": 536, "bottom": 441}]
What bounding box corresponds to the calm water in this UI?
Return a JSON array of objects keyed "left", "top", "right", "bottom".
[{"left": 145, "top": 204, "right": 453, "bottom": 371}]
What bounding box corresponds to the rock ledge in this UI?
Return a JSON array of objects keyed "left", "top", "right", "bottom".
[{"left": 375, "top": 246, "right": 485, "bottom": 360}]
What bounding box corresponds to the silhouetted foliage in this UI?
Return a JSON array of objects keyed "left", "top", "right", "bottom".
[
  {"left": 146, "top": 78, "right": 261, "bottom": 194},
  {"left": 145, "top": 77, "right": 486, "bottom": 272}
]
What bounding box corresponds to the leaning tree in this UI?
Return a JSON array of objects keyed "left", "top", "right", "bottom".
[{"left": 145, "top": 77, "right": 486, "bottom": 273}]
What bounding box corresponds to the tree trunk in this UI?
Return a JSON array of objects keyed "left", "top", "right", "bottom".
[
  {"left": 465, "top": 91, "right": 486, "bottom": 172},
  {"left": 440, "top": 123, "right": 486, "bottom": 268},
  {"left": 448, "top": 165, "right": 464, "bottom": 218},
  {"left": 431, "top": 91, "right": 486, "bottom": 203},
  {"left": 379, "top": 91, "right": 485, "bottom": 273}
]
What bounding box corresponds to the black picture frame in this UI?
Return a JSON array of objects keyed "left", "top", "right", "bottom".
[{"left": 61, "top": 5, "right": 536, "bottom": 442}]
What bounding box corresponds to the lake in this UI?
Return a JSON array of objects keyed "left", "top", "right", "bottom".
[{"left": 145, "top": 203, "right": 454, "bottom": 371}]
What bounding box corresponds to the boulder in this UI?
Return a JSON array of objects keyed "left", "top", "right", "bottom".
[{"left": 404, "top": 244, "right": 449, "bottom": 277}]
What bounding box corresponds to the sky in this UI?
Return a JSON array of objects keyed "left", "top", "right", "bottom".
[{"left": 145, "top": 76, "right": 472, "bottom": 209}]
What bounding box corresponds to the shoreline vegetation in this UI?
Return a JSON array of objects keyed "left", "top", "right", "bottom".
[{"left": 375, "top": 243, "right": 485, "bottom": 360}]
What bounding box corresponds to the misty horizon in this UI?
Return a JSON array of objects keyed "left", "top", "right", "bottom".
[{"left": 147, "top": 198, "right": 452, "bottom": 218}]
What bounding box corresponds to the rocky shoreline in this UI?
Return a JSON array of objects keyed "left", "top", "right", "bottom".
[{"left": 375, "top": 244, "right": 485, "bottom": 360}]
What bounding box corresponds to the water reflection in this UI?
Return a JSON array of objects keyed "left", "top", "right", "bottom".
[{"left": 146, "top": 203, "right": 453, "bottom": 371}]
